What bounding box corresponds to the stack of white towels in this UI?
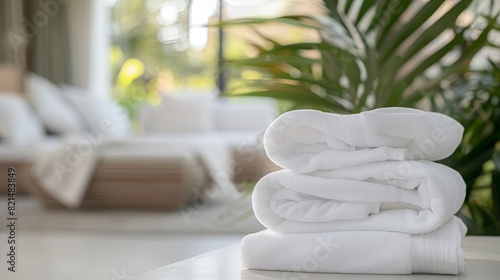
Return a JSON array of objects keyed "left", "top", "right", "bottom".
[{"left": 241, "top": 107, "right": 467, "bottom": 275}]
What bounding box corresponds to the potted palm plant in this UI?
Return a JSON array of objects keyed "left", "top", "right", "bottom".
[{"left": 223, "top": 0, "right": 500, "bottom": 234}]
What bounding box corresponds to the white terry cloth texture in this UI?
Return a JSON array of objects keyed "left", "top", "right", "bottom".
[
  {"left": 32, "top": 134, "right": 239, "bottom": 208},
  {"left": 263, "top": 108, "right": 464, "bottom": 173},
  {"left": 241, "top": 217, "right": 466, "bottom": 275},
  {"left": 252, "top": 161, "right": 465, "bottom": 234}
]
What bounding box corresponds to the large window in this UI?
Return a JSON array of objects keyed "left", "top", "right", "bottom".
[{"left": 109, "top": 0, "right": 311, "bottom": 116}]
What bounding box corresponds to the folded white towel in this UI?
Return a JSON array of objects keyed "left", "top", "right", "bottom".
[
  {"left": 264, "top": 108, "right": 464, "bottom": 172},
  {"left": 241, "top": 217, "right": 466, "bottom": 275},
  {"left": 252, "top": 160, "right": 465, "bottom": 234}
]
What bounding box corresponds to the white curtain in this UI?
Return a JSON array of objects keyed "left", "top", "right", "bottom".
[
  {"left": 24, "top": 0, "right": 73, "bottom": 85},
  {"left": 0, "top": 0, "right": 25, "bottom": 66}
]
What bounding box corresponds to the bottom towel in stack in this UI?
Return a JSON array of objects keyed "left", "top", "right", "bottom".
[
  {"left": 241, "top": 160, "right": 467, "bottom": 275},
  {"left": 241, "top": 217, "right": 466, "bottom": 275}
]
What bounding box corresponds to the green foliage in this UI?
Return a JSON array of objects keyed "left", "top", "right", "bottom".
[
  {"left": 110, "top": 0, "right": 218, "bottom": 116},
  {"left": 225, "top": 0, "right": 500, "bottom": 234},
  {"left": 437, "top": 61, "right": 500, "bottom": 235},
  {"left": 111, "top": 0, "right": 195, "bottom": 79}
]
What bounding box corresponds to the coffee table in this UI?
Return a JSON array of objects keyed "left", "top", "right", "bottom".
[{"left": 125, "top": 236, "right": 500, "bottom": 279}]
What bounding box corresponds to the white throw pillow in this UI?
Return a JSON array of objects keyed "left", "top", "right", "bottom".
[
  {"left": 26, "top": 73, "right": 84, "bottom": 133},
  {"left": 62, "top": 85, "right": 131, "bottom": 139},
  {"left": 0, "top": 92, "right": 45, "bottom": 145},
  {"left": 138, "top": 93, "right": 215, "bottom": 133}
]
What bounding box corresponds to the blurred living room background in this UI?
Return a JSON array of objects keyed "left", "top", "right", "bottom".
[{"left": 0, "top": 0, "right": 499, "bottom": 279}]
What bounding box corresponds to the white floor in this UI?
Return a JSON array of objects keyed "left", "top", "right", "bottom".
[
  {"left": 0, "top": 196, "right": 263, "bottom": 280},
  {"left": 0, "top": 231, "right": 243, "bottom": 280}
]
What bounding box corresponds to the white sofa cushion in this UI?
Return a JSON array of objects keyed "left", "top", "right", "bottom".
[
  {"left": 138, "top": 93, "right": 215, "bottom": 133},
  {"left": 213, "top": 99, "right": 277, "bottom": 131},
  {"left": 26, "top": 73, "right": 84, "bottom": 133},
  {"left": 0, "top": 92, "right": 45, "bottom": 146},
  {"left": 62, "top": 85, "right": 131, "bottom": 139}
]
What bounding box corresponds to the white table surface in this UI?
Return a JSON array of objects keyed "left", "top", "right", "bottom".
[{"left": 125, "top": 236, "right": 500, "bottom": 280}]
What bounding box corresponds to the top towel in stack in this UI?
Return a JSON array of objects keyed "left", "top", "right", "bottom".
[
  {"left": 264, "top": 107, "right": 463, "bottom": 172},
  {"left": 241, "top": 107, "right": 467, "bottom": 275}
]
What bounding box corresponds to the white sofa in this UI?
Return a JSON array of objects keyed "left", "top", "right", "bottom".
[
  {"left": 0, "top": 74, "right": 279, "bottom": 209},
  {"left": 137, "top": 92, "right": 279, "bottom": 183}
]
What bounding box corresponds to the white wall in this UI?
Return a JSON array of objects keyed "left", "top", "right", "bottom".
[
  {"left": 68, "top": 0, "right": 89, "bottom": 89},
  {"left": 68, "top": 0, "right": 110, "bottom": 97},
  {"left": 88, "top": 0, "right": 111, "bottom": 97}
]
